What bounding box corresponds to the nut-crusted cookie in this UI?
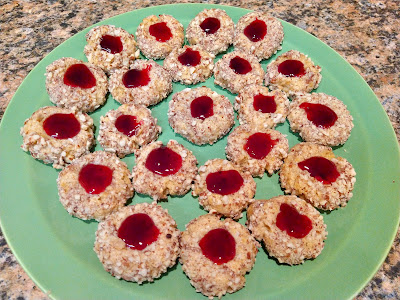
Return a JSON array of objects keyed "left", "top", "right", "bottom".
[
  {"left": 247, "top": 195, "right": 327, "bottom": 265},
  {"left": 84, "top": 25, "right": 139, "bottom": 73},
  {"left": 108, "top": 59, "right": 172, "bottom": 106},
  {"left": 98, "top": 104, "right": 161, "bottom": 158},
  {"left": 136, "top": 15, "right": 184, "bottom": 60},
  {"left": 192, "top": 159, "right": 256, "bottom": 219},
  {"left": 186, "top": 8, "right": 235, "bottom": 55},
  {"left": 45, "top": 57, "right": 108, "bottom": 113},
  {"left": 226, "top": 125, "right": 289, "bottom": 177},
  {"left": 163, "top": 45, "right": 214, "bottom": 85},
  {"left": 57, "top": 151, "right": 134, "bottom": 221},
  {"left": 132, "top": 140, "right": 198, "bottom": 201},
  {"left": 20, "top": 106, "right": 94, "bottom": 169},
  {"left": 94, "top": 202, "right": 180, "bottom": 284},
  {"left": 180, "top": 214, "right": 258, "bottom": 299},
  {"left": 168, "top": 87, "right": 234, "bottom": 145},
  {"left": 265, "top": 50, "right": 322, "bottom": 97},
  {"left": 280, "top": 142, "right": 356, "bottom": 210},
  {"left": 234, "top": 11, "right": 284, "bottom": 61}
]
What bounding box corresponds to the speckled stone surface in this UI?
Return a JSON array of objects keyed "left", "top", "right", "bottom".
[{"left": 0, "top": 0, "right": 399, "bottom": 299}]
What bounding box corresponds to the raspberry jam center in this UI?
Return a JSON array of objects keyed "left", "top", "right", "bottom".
[
  {"left": 117, "top": 213, "right": 160, "bottom": 250},
  {"left": 229, "top": 56, "right": 252, "bottom": 75},
  {"left": 78, "top": 164, "right": 113, "bottom": 194},
  {"left": 276, "top": 203, "right": 313, "bottom": 239},
  {"left": 115, "top": 115, "right": 141, "bottom": 137},
  {"left": 253, "top": 94, "right": 277, "bottom": 113},
  {"left": 178, "top": 48, "right": 201, "bottom": 67},
  {"left": 298, "top": 156, "right": 340, "bottom": 184},
  {"left": 244, "top": 19, "right": 267, "bottom": 42},
  {"left": 100, "top": 35, "right": 123, "bottom": 54},
  {"left": 299, "top": 102, "right": 338, "bottom": 128},
  {"left": 190, "top": 96, "right": 214, "bottom": 120},
  {"left": 122, "top": 65, "right": 152, "bottom": 88},
  {"left": 149, "top": 22, "right": 172, "bottom": 42},
  {"left": 200, "top": 17, "right": 221, "bottom": 34},
  {"left": 63, "top": 64, "right": 96, "bottom": 89},
  {"left": 278, "top": 59, "right": 306, "bottom": 77},
  {"left": 206, "top": 170, "right": 244, "bottom": 195},
  {"left": 43, "top": 113, "right": 81, "bottom": 139},
  {"left": 244, "top": 132, "right": 278, "bottom": 160},
  {"left": 199, "top": 228, "right": 236, "bottom": 265},
  {"left": 145, "top": 146, "right": 183, "bottom": 176}
]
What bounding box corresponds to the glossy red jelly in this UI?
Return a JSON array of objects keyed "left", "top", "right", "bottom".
[
  {"left": 276, "top": 203, "right": 313, "bottom": 239},
  {"left": 122, "top": 65, "right": 152, "bottom": 88},
  {"left": 78, "top": 164, "right": 113, "bottom": 194},
  {"left": 190, "top": 96, "right": 214, "bottom": 120},
  {"left": 298, "top": 156, "right": 340, "bottom": 184},
  {"left": 206, "top": 170, "right": 244, "bottom": 195},
  {"left": 253, "top": 94, "right": 277, "bottom": 113},
  {"left": 115, "top": 115, "right": 141, "bottom": 137},
  {"left": 149, "top": 22, "right": 172, "bottom": 42},
  {"left": 178, "top": 48, "right": 201, "bottom": 67},
  {"left": 63, "top": 64, "right": 96, "bottom": 89},
  {"left": 117, "top": 213, "right": 160, "bottom": 250},
  {"left": 278, "top": 59, "right": 306, "bottom": 77},
  {"left": 199, "top": 228, "right": 236, "bottom": 265},
  {"left": 43, "top": 113, "right": 81, "bottom": 139},
  {"left": 244, "top": 19, "right": 267, "bottom": 42},
  {"left": 244, "top": 132, "right": 278, "bottom": 160},
  {"left": 100, "top": 35, "right": 123, "bottom": 54},
  {"left": 145, "top": 146, "right": 183, "bottom": 176},
  {"left": 299, "top": 102, "right": 338, "bottom": 128},
  {"left": 229, "top": 56, "right": 252, "bottom": 75},
  {"left": 200, "top": 17, "right": 221, "bottom": 34}
]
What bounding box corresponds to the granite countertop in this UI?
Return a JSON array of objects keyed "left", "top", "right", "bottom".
[{"left": 0, "top": 0, "right": 399, "bottom": 299}]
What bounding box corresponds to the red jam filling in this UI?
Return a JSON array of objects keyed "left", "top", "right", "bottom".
[
  {"left": 43, "top": 113, "right": 81, "bottom": 139},
  {"left": 229, "top": 56, "right": 252, "bottom": 75},
  {"left": 276, "top": 203, "right": 313, "bottom": 239},
  {"left": 145, "top": 146, "right": 183, "bottom": 176},
  {"left": 63, "top": 64, "right": 96, "bottom": 89},
  {"left": 190, "top": 96, "right": 214, "bottom": 120},
  {"left": 277, "top": 59, "right": 306, "bottom": 77},
  {"left": 149, "top": 22, "right": 172, "bottom": 42},
  {"left": 117, "top": 213, "right": 160, "bottom": 250},
  {"left": 122, "top": 65, "right": 152, "bottom": 88},
  {"left": 178, "top": 48, "right": 201, "bottom": 67},
  {"left": 298, "top": 156, "right": 340, "bottom": 184},
  {"left": 244, "top": 132, "right": 278, "bottom": 160},
  {"left": 253, "top": 94, "right": 277, "bottom": 113},
  {"left": 206, "top": 170, "right": 244, "bottom": 195},
  {"left": 200, "top": 17, "right": 221, "bottom": 34},
  {"left": 244, "top": 19, "right": 267, "bottom": 42},
  {"left": 100, "top": 35, "right": 123, "bottom": 54},
  {"left": 78, "top": 164, "right": 113, "bottom": 194},
  {"left": 199, "top": 228, "right": 236, "bottom": 265},
  {"left": 299, "top": 102, "right": 338, "bottom": 128},
  {"left": 115, "top": 115, "right": 141, "bottom": 137}
]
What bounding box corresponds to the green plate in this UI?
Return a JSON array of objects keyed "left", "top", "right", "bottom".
[{"left": 1, "top": 3, "right": 399, "bottom": 299}]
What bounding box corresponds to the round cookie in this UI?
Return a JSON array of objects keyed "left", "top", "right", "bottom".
[
  {"left": 247, "top": 195, "right": 327, "bottom": 265},
  {"left": 57, "top": 151, "right": 134, "bottom": 221},
  {"left": 180, "top": 214, "right": 258, "bottom": 299},
  {"left": 287, "top": 93, "right": 354, "bottom": 146},
  {"left": 226, "top": 125, "right": 289, "bottom": 177},
  {"left": 132, "top": 140, "right": 198, "bottom": 201},
  {"left": 265, "top": 50, "right": 322, "bottom": 96},
  {"left": 168, "top": 87, "right": 234, "bottom": 145},
  {"left": 186, "top": 8, "right": 235, "bottom": 55},
  {"left": 98, "top": 104, "right": 161, "bottom": 158},
  {"left": 20, "top": 106, "right": 94, "bottom": 169},
  {"left": 214, "top": 50, "right": 264, "bottom": 94},
  {"left": 279, "top": 142, "right": 356, "bottom": 210},
  {"left": 136, "top": 14, "right": 184, "bottom": 60},
  {"left": 163, "top": 45, "right": 214, "bottom": 85},
  {"left": 84, "top": 25, "right": 139, "bottom": 73},
  {"left": 108, "top": 59, "right": 172, "bottom": 106},
  {"left": 94, "top": 202, "right": 180, "bottom": 284},
  {"left": 235, "top": 84, "right": 289, "bottom": 129},
  {"left": 45, "top": 57, "right": 108, "bottom": 113},
  {"left": 234, "top": 11, "right": 284, "bottom": 61},
  {"left": 192, "top": 158, "right": 256, "bottom": 219}
]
